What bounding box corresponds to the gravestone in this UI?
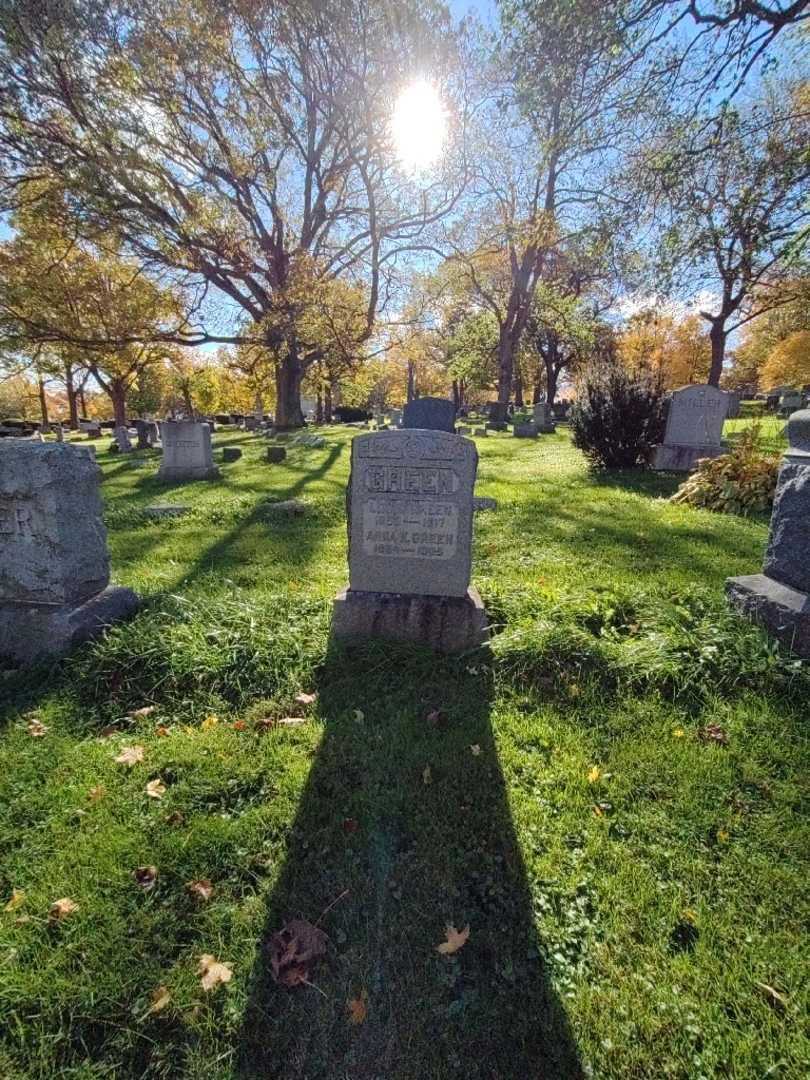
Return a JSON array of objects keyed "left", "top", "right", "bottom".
[
  {"left": 222, "top": 447, "right": 242, "bottom": 462},
  {"left": 457, "top": 425, "right": 472, "bottom": 435},
  {"left": 778, "top": 391, "right": 803, "bottom": 418},
  {"left": 146, "top": 421, "right": 160, "bottom": 446},
  {"left": 113, "top": 425, "right": 133, "bottom": 453},
  {"left": 331, "top": 429, "right": 488, "bottom": 652},
  {"left": 0, "top": 441, "right": 138, "bottom": 664},
  {"left": 513, "top": 422, "right": 538, "bottom": 439},
  {"left": 726, "top": 410, "right": 810, "bottom": 657},
  {"left": 725, "top": 391, "right": 742, "bottom": 419},
  {"left": 54, "top": 423, "right": 64, "bottom": 443},
  {"left": 244, "top": 415, "right": 259, "bottom": 432},
  {"left": 266, "top": 447, "right": 287, "bottom": 463},
  {"left": 157, "top": 421, "right": 219, "bottom": 482},
  {"left": 473, "top": 427, "right": 488, "bottom": 437},
  {"left": 134, "top": 420, "right": 151, "bottom": 450},
  {"left": 486, "top": 402, "right": 509, "bottom": 431},
  {"left": 402, "top": 396, "right": 456, "bottom": 433},
  {"left": 390, "top": 409, "right": 403, "bottom": 428},
  {"left": 532, "top": 403, "right": 556, "bottom": 433},
  {"left": 653, "top": 384, "right": 726, "bottom": 472}
]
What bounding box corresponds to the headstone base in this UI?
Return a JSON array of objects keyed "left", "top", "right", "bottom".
[
  {"left": 653, "top": 443, "right": 723, "bottom": 472},
  {"left": 331, "top": 586, "right": 488, "bottom": 654},
  {"left": 157, "top": 465, "right": 220, "bottom": 482},
  {"left": 0, "top": 586, "right": 139, "bottom": 665},
  {"left": 726, "top": 573, "right": 810, "bottom": 658}
]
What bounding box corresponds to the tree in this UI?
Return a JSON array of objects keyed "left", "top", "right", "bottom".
[
  {"left": 641, "top": 84, "right": 810, "bottom": 385},
  {"left": 760, "top": 330, "right": 810, "bottom": 389},
  {"left": 619, "top": 309, "right": 712, "bottom": 389},
  {"left": 727, "top": 274, "right": 810, "bottom": 389},
  {"left": 0, "top": 0, "right": 466, "bottom": 427}
]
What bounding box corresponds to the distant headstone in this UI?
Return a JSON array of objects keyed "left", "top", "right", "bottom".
[
  {"left": 390, "top": 409, "right": 403, "bottom": 427},
  {"left": 222, "top": 447, "right": 242, "bottom": 462},
  {"left": 653, "top": 384, "right": 726, "bottom": 472},
  {"left": 0, "top": 441, "right": 138, "bottom": 664},
  {"left": 244, "top": 415, "right": 259, "bottom": 432},
  {"left": 473, "top": 427, "right": 488, "bottom": 437},
  {"left": 727, "top": 410, "right": 810, "bottom": 657},
  {"left": 266, "top": 447, "right": 287, "bottom": 464},
  {"left": 725, "top": 391, "right": 742, "bottom": 419},
  {"left": 778, "top": 391, "right": 803, "bottom": 418},
  {"left": 402, "top": 396, "right": 456, "bottom": 433},
  {"left": 473, "top": 496, "right": 497, "bottom": 512},
  {"left": 145, "top": 504, "right": 190, "bottom": 518},
  {"left": 134, "top": 420, "right": 151, "bottom": 450},
  {"left": 457, "top": 425, "right": 472, "bottom": 435},
  {"left": 487, "top": 402, "right": 509, "bottom": 425},
  {"left": 113, "top": 425, "right": 133, "bottom": 453},
  {"left": 157, "top": 421, "right": 219, "bottom": 482},
  {"left": 54, "top": 423, "right": 64, "bottom": 443},
  {"left": 532, "top": 403, "right": 556, "bottom": 433},
  {"left": 331, "top": 429, "right": 488, "bottom": 652},
  {"left": 513, "top": 422, "right": 538, "bottom": 439}
]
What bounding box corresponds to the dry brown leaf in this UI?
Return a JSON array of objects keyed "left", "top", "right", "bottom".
[
  {"left": 49, "top": 897, "right": 79, "bottom": 921},
  {"left": 155, "top": 725, "right": 171, "bottom": 738},
  {"left": 755, "top": 981, "right": 788, "bottom": 1011},
  {"left": 278, "top": 717, "right": 308, "bottom": 726},
  {"left": 129, "top": 705, "right": 156, "bottom": 719},
  {"left": 134, "top": 865, "right": 158, "bottom": 890},
  {"left": 436, "top": 924, "right": 470, "bottom": 955},
  {"left": 295, "top": 692, "right": 318, "bottom": 706},
  {"left": 232, "top": 720, "right": 247, "bottom": 732},
  {"left": 4, "top": 888, "right": 25, "bottom": 912},
  {"left": 422, "top": 765, "right": 432, "bottom": 786},
  {"left": 27, "top": 718, "right": 48, "bottom": 737},
  {"left": 115, "top": 745, "right": 145, "bottom": 766},
  {"left": 347, "top": 992, "right": 368, "bottom": 1025},
  {"left": 98, "top": 725, "right": 119, "bottom": 739},
  {"left": 269, "top": 918, "right": 328, "bottom": 989},
  {"left": 145, "top": 778, "right": 166, "bottom": 799},
  {"left": 165, "top": 810, "right": 185, "bottom": 827},
  {"left": 142, "top": 984, "right": 171, "bottom": 1018},
  {"left": 187, "top": 879, "right": 214, "bottom": 902},
  {"left": 198, "top": 953, "right": 233, "bottom": 991},
  {"left": 87, "top": 785, "right": 106, "bottom": 803},
  {"left": 700, "top": 723, "right": 729, "bottom": 746}
]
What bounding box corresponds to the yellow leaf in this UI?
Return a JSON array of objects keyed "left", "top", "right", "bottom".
[
  {"left": 347, "top": 992, "right": 368, "bottom": 1025},
  {"left": 437, "top": 924, "right": 470, "bottom": 955},
  {"left": 115, "top": 745, "right": 145, "bottom": 766},
  {"left": 717, "top": 828, "right": 730, "bottom": 843},
  {"left": 143, "top": 984, "right": 172, "bottom": 1018},
  {"left": 145, "top": 779, "right": 166, "bottom": 799},
  {"left": 4, "top": 888, "right": 25, "bottom": 912},
  {"left": 201, "top": 715, "right": 219, "bottom": 731},
  {"left": 27, "top": 718, "right": 48, "bottom": 737},
  {"left": 49, "top": 897, "right": 79, "bottom": 921},
  {"left": 198, "top": 953, "right": 233, "bottom": 991},
  {"left": 673, "top": 728, "right": 686, "bottom": 738},
  {"left": 587, "top": 766, "right": 601, "bottom": 784},
  {"left": 87, "top": 785, "right": 106, "bottom": 803}
]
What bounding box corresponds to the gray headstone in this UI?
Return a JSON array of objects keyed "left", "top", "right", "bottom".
[
  {"left": 346, "top": 429, "right": 477, "bottom": 597},
  {"left": 513, "top": 422, "right": 538, "bottom": 438},
  {"left": 0, "top": 441, "right": 137, "bottom": 663},
  {"left": 266, "top": 447, "right": 287, "bottom": 463},
  {"left": 158, "top": 421, "right": 219, "bottom": 482},
  {"left": 532, "top": 403, "right": 556, "bottom": 433},
  {"left": 402, "top": 397, "right": 456, "bottom": 433},
  {"left": 134, "top": 420, "right": 151, "bottom": 450},
  {"left": 114, "top": 425, "right": 133, "bottom": 453},
  {"left": 222, "top": 447, "right": 242, "bottom": 462},
  {"left": 653, "top": 384, "right": 726, "bottom": 471}
]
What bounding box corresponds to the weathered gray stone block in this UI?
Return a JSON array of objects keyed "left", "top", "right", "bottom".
[
  {"left": 266, "top": 447, "right": 287, "bottom": 463},
  {"left": 473, "top": 496, "right": 498, "bottom": 512},
  {"left": 763, "top": 463, "right": 810, "bottom": 594},
  {"left": 402, "top": 397, "right": 456, "bottom": 432},
  {"left": 653, "top": 384, "right": 726, "bottom": 472},
  {"left": 222, "top": 447, "right": 242, "bottom": 462},
  {"left": 513, "top": 422, "right": 538, "bottom": 438},
  {"left": 725, "top": 574, "right": 810, "bottom": 658},
  {"left": 331, "top": 586, "right": 488, "bottom": 654},
  {"left": 158, "top": 421, "right": 219, "bottom": 482}
]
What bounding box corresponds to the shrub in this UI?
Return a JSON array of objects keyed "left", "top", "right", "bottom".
[
  {"left": 670, "top": 424, "right": 780, "bottom": 515},
  {"left": 334, "top": 405, "right": 370, "bottom": 423},
  {"left": 739, "top": 400, "right": 765, "bottom": 419},
  {"left": 570, "top": 361, "right": 666, "bottom": 469}
]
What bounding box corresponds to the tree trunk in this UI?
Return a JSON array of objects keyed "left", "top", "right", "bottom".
[
  {"left": 315, "top": 389, "right": 324, "bottom": 424},
  {"left": 274, "top": 357, "right": 305, "bottom": 429},
  {"left": 110, "top": 381, "right": 127, "bottom": 427},
  {"left": 65, "top": 363, "right": 79, "bottom": 429},
  {"left": 496, "top": 324, "right": 514, "bottom": 405},
  {"left": 37, "top": 376, "right": 51, "bottom": 431},
  {"left": 182, "top": 384, "right": 195, "bottom": 418},
  {"left": 514, "top": 372, "right": 524, "bottom": 407},
  {"left": 78, "top": 384, "right": 87, "bottom": 418},
  {"left": 708, "top": 320, "right": 726, "bottom": 387},
  {"left": 451, "top": 379, "right": 460, "bottom": 411},
  {"left": 406, "top": 361, "right": 416, "bottom": 403},
  {"left": 324, "top": 380, "right": 333, "bottom": 423}
]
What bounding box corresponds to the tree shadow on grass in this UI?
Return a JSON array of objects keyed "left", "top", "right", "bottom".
[
  {"left": 589, "top": 467, "right": 682, "bottom": 499},
  {"left": 237, "top": 642, "right": 583, "bottom": 1080}
]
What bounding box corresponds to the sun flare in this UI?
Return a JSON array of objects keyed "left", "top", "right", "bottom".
[{"left": 392, "top": 79, "right": 446, "bottom": 172}]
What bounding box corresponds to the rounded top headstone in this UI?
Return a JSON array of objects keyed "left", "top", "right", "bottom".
[{"left": 786, "top": 408, "right": 810, "bottom": 461}]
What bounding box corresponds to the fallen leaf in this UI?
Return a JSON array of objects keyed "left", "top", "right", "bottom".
[
  {"left": 27, "top": 718, "right": 48, "bottom": 737},
  {"left": 49, "top": 897, "right": 79, "bottom": 921},
  {"left": 436, "top": 924, "right": 470, "bottom": 955},
  {"left": 295, "top": 692, "right": 318, "bottom": 706},
  {"left": 98, "top": 725, "right": 119, "bottom": 739},
  {"left": 755, "top": 981, "right": 788, "bottom": 1011},
  {"left": 342, "top": 818, "right": 359, "bottom": 833},
  {"left": 154, "top": 725, "right": 171, "bottom": 738},
  {"left": 187, "top": 879, "right": 214, "bottom": 902},
  {"left": 673, "top": 727, "right": 686, "bottom": 738},
  {"left": 425, "top": 708, "right": 447, "bottom": 728},
  {"left": 232, "top": 720, "right": 246, "bottom": 732},
  {"left": 278, "top": 717, "right": 308, "bottom": 726},
  {"left": 201, "top": 715, "right": 219, "bottom": 731},
  {"left": 353, "top": 709, "right": 364, "bottom": 723},
  {"left": 134, "top": 865, "right": 158, "bottom": 890},
  {"left": 422, "top": 765, "right": 432, "bottom": 786},
  {"left": 269, "top": 918, "right": 327, "bottom": 989},
  {"left": 717, "top": 828, "right": 730, "bottom": 843},
  {"left": 587, "top": 765, "right": 601, "bottom": 784},
  {"left": 469, "top": 744, "right": 481, "bottom": 756},
  {"left": 143, "top": 984, "right": 171, "bottom": 1018},
  {"left": 145, "top": 778, "right": 166, "bottom": 799},
  {"left": 115, "top": 745, "right": 145, "bottom": 766},
  {"left": 198, "top": 953, "right": 233, "bottom": 991},
  {"left": 87, "top": 785, "right": 106, "bottom": 803},
  {"left": 347, "top": 992, "right": 368, "bottom": 1025},
  {"left": 129, "top": 705, "right": 156, "bottom": 719},
  {"left": 700, "top": 723, "right": 729, "bottom": 746},
  {"left": 254, "top": 718, "right": 275, "bottom": 732},
  {"left": 165, "top": 810, "right": 185, "bottom": 827},
  {"left": 4, "top": 888, "right": 25, "bottom": 912}
]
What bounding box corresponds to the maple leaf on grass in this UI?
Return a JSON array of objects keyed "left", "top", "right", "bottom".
[
  {"left": 141, "top": 985, "right": 172, "bottom": 1019},
  {"left": 27, "top": 718, "right": 48, "bottom": 737},
  {"left": 87, "top": 785, "right": 106, "bottom": 803},
  {"left": 187, "top": 879, "right": 214, "bottom": 902},
  {"left": 198, "top": 954, "right": 233, "bottom": 991},
  {"left": 49, "top": 897, "right": 79, "bottom": 921},
  {"left": 436, "top": 924, "right": 470, "bottom": 955},
  {"left": 700, "top": 723, "right": 729, "bottom": 746},
  {"left": 269, "top": 918, "right": 328, "bottom": 990},
  {"left": 115, "top": 745, "right": 145, "bottom": 766},
  {"left": 145, "top": 778, "right": 166, "bottom": 799}
]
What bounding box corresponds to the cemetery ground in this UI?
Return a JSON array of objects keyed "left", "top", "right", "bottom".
[{"left": 1, "top": 423, "right": 808, "bottom": 1080}]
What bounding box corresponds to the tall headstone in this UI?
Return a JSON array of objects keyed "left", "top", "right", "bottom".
[
  {"left": 532, "top": 403, "right": 556, "bottom": 433},
  {"left": 726, "top": 410, "right": 810, "bottom": 657},
  {"left": 113, "top": 425, "right": 133, "bottom": 453},
  {"left": 0, "top": 442, "right": 138, "bottom": 664},
  {"left": 653, "top": 384, "right": 726, "bottom": 472},
  {"left": 158, "top": 421, "right": 219, "bottom": 482},
  {"left": 331, "top": 429, "right": 488, "bottom": 652},
  {"left": 402, "top": 396, "right": 456, "bottom": 433}
]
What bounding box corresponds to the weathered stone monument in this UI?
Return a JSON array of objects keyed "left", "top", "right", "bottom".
[
  {"left": 0, "top": 441, "right": 138, "bottom": 664},
  {"left": 726, "top": 410, "right": 810, "bottom": 657},
  {"left": 778, "top": 390, "right": 803, "bottom": 418},
  {"left": 513, "top": 421, "right": 538, "bottom": 439},
  {"left": 532, "top": 403, "right": 556, "bottom": 433},
  {"left": 113, "top": 425, "right": 133, "bottom": 453},
  {"left": 134, "top": 420, "right": 151, "bottom": 450},
  {"left": 331, "top": 429, "right": 488, "bottom": 652},
  {"left": 486, "top": 402, "right": 509, "bottom": 431},
  {"left": 402, "top": 396, "right": 456, "bottom": 433},
  {"left": 158, "top": 421, "right": 219, "bottom": 482},
  {"left": 653, "top": 384, "right": 726, "bottom": 471}
]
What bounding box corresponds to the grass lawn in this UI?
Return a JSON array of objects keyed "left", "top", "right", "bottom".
[{"left": 1, "top": 423, "right": 807, "bottom": 1080}]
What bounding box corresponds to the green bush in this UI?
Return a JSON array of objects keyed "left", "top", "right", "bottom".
[
  {"left": 739, "top": 400, "right": 765, "bottom": 418},
  {"left": 570, "top": 361, "right": 666, "bottom": 469},
  {"left": 671, "top": 424, "right": 780, "bottom": 515}
]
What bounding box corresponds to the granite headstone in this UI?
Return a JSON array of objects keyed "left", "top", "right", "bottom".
[
  {"left": 653, "top": 384, "right": 726, "bottom": 471},
  {"left": 402, "top": 397, "right": 456, "bottom": 433},
  {"left": 158, "top": 421, "right": 219, "bottom": 482}
]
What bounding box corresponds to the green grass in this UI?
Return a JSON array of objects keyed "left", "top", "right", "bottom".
[{"left": 1, "top": 424, "right": 808, "bottom": 1080}]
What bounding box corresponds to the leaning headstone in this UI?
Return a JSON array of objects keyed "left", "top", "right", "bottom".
[
  {"left": 0, "top": 442, "right": 138, "bottom": 664},
  {"left": 726, "top": 411, "right": 810, "bottom": 657},
  {"left": 653, "top": 384, "right": 726, "bottom": 471},
  {"left": 266, "top": 447, "right": 287, "bottom": 464},
  {"left": 513, "top": 422, "right": 538, "bottom": 439},
  {"left": 157, "top": 421, "right": 219, "bottom": 482},
  {"left": 222, "top": 447, "right": 242, "bottom": 462},
  {"left": 402, "top": 397, "right": 456, "bottom": 433},
  {"left": 532, "top": 403, "right": 556, "bottom": 433},
  {"left": 331, "top": 429, "right": 488, "bottom": 652}
]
